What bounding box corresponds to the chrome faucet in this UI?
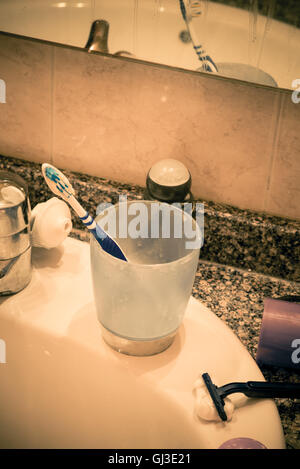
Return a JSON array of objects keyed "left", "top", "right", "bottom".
[{"left": 0, "top": 171, "right": 32, "bottom": 295}]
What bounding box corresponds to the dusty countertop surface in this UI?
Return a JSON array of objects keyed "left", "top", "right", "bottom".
[{"left": 1, "top": 155, "right": 300, "bottom": 449}]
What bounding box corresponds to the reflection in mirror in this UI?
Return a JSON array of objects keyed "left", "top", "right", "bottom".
[{"left": 0, "top": 0, "right": 299, "bottom": 90}]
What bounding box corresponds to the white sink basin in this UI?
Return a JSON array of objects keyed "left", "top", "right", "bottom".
[{"left": 0, "top": 237, "right": 285, "bottom": 448}]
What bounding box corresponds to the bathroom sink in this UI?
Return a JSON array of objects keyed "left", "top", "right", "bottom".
[{"left": 0, "top": 237, "right": 285, "bottom": 449}]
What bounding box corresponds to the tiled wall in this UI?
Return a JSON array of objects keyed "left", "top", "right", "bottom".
[{"left": 0, "top": 32, "right": 299, "bottom": 220}]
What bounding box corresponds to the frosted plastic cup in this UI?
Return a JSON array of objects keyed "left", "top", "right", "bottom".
[{"left": 90, "top": 200, "right": 202, "bottom": 356}]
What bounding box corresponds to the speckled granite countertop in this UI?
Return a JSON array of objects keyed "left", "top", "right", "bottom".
[{"left": 1, "top": 155, "right": 299, "bottom": 449}]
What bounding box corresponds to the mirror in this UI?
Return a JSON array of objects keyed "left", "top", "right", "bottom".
[{"left": 0, "top": 0, "right": 299, "bottom": 90}]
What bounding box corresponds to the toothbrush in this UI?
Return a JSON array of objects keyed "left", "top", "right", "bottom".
[
  {"left": 179, "top": 0, "right": 218, "bottom": 73},
  {"left": 41, "top": 164, "right": 127, "bottom": 262}
]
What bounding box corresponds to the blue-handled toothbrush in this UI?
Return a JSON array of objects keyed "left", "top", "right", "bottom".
[
  {"left": 179, "top": 0, "right": 218, "bottom": 73},
  {"left": 41, "top": 163, "right": 127, "bottom": 262}
]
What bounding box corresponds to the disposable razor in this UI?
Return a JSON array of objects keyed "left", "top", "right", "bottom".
[{"left": 202, "top": 372, "right": 300, "bottom": 422}]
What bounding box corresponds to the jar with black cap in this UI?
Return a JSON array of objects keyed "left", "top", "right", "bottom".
[{"left": 145, "top": 159, "right": 193, "bottom": 204}]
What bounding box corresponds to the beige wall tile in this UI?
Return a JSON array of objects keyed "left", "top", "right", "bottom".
[
  {"left": 265, "top": 93, "right": 300, "bottom": 220},
  {"left": 1, "top": 33, "right": 299, "bottom": 219},
  {"left": 53, "top": 46, "right": 280, "bottom": 212},
  {"left": 0, "top": 33, "right": 52, "bottom": 163}
]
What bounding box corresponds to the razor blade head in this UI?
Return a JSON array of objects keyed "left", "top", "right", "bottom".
[{"left": 202, "top": 373, "right": 228, "bottom": 422}]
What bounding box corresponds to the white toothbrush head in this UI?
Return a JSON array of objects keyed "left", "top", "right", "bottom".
[
  {"left": 42, "top": 164, "right": 75, "bottom": 201},
  {"left": 42, "top": 163, "right": 127, "bottom": 261}
]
